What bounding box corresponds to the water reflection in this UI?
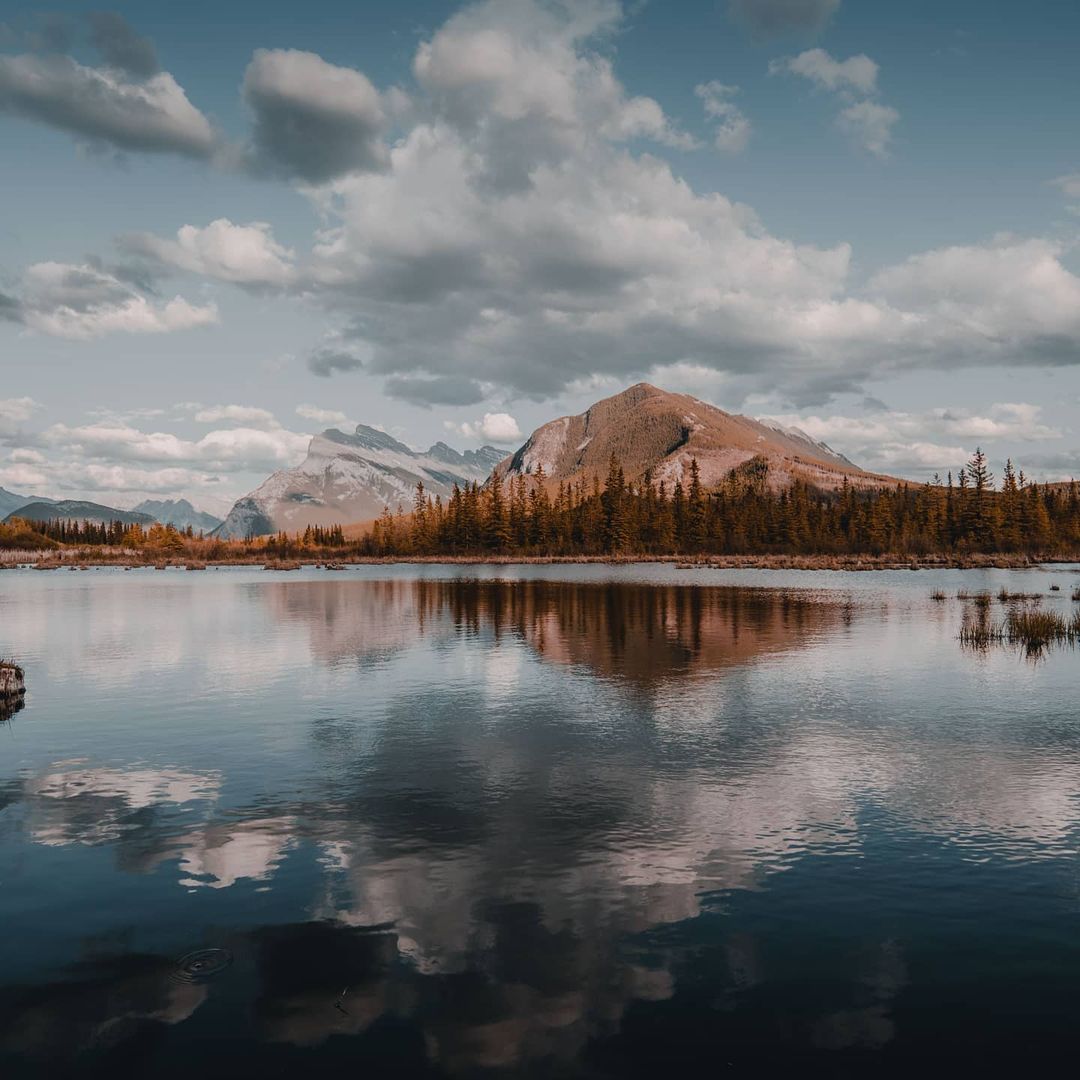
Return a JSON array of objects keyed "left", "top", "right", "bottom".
[
  {"left": 3, "top": 576, "right": 1080, "bottom": 1072},
  {"left": 264, "top": 578, "right": 850, "bottom": 682}
]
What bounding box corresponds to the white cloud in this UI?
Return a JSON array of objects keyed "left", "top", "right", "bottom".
[
  {"left": 0, "top": 53, "right": 216, "bottom": 159},
  {"left": 770, "top": 47, "right": 898, "bottom": 158},
  {"left": 120, "top": 219, "right": 295, "bottom": 287},
  {"left": 9, "top": 447, "right": 45, "bottom": 465},
  {"left": 695, "top": 82, "right": 751, "bottom": 153},
  {"left": 771, "top": 49, "right": 878, "bottom": 95},
  {"left": 0, "top": 396, "right": 42, "bottom": 437},
  {"left": 451, "top": 412, "right": 523, "bottom": 443},
  {"left": 296, "top": 404, "right": 348, "bottom": 426},
  {"left": 1052, "top": 173, "right": 1080, "bottom": 214},
  {"left": 836, "top": 100, "right": 898, "bottom": 158},
  {"left": 42, "top": 421, "right": 310, "bottom": 472},
  {"left": 16, "top": 261, "right": 217, "bottom": 339},
  {"left": 762, "top": 402, "right": 1063, "bottom": 476},
  {"left": 193, "top": 404, "right": 280, "bottom": 429}
]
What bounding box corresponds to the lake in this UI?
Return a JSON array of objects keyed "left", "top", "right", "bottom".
[{"left": 2, "top": 564, "right": 1080, "bottom": 1075}]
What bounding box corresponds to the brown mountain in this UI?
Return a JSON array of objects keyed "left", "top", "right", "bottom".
[{"left": 491, "top": 383, "right": 897, "bottom": 491}]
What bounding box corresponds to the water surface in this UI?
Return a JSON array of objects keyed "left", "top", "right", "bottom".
[{"left": 2, "top": 564, "right": 1080, "bottom": 1074}]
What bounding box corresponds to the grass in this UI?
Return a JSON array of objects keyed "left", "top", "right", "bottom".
[
  {"left": 1072, "top": 586, "right": 1080, "bottom": 602},
  {"left": 930, "top": 590, "right": 946, "bottom": 601},
  {"left": 0, "top": 659, "right": 23, "bottom": 677},
  {"left": 959, "top": 608, "right": 1080, "bottom": 656}
]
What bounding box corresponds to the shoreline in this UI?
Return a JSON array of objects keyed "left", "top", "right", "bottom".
[{"left": 3, "top": 552, "right": 1076, "bottom": 572}]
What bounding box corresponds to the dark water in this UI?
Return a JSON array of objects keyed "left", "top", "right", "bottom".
[{"left": 2, "top": 564, "right": 1080, "bottom": 1076}]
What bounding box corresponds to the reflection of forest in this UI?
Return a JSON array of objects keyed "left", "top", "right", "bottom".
[{"left": 265, "top": 578, "right": 850, "bottom": 681}]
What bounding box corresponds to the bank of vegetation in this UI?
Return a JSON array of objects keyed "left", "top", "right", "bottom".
[{"left": 2, "top": 450, "right": 1078, "bottom": 566}]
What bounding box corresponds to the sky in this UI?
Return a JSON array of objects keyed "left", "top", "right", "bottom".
[{"left": 1, "top": 0, "right": 1079, "bottom": 514}]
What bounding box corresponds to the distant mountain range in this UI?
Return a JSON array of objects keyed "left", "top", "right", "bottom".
[
  {"left": 4, "top": 500, "right": 155, "bottom": 527},
  {"left": 2, "top": 490, "right": 220, "bottom": 531},
  {"left": 131, "top": 499, "right": 222, "bottom": 533},
  {"left": 215, "top": 426, "right": 505, "bottom": 538},
  {"left": 0, "top": 487, "right": 55, "bottom": 520},
  {"left": 493, "top": 383, "right": 894, "bottom": 493}
]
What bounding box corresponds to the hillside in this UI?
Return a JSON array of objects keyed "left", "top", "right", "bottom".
[
  {"left": 215, "top": 426, "right": 504, "bottom": 539},
  {"left": 0, "top": 487, "right": 53, "bottom": 520},
  {"left": 491, "top": 383, "right": 897, "bottom": 493},
  {"left": 4, "top": 500, "right": 155, "bottom": 526}
]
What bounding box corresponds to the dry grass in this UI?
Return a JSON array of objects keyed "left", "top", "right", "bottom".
[{"left": 960, "top": 608, "right": 1080, "bottom": 656}]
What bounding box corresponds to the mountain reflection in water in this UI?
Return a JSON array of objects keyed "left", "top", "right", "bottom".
[{"left": 2, "top": 570, "right": 1080, "bottom": 1074}]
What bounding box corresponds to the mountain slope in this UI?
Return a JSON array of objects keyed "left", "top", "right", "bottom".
[
  {"left": 492, "top": 383, "right": 897, "bottom": 492},
  {"left": 0, "top": 487, "right": 53, "bottom": 519},
  {"left": 215, "top": 426, "right": 504, "bottom": 538},
  {"left": 3, "top": 500, "right": 155, "bottom": 526},
  {"left": 132, "top": 499, "right": 222, "bottom": 533}
]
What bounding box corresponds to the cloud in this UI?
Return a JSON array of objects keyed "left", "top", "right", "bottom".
[
  {"left": 1052, "top": 173, "right": 1080, "bottom": 214},
  {"left": 761, "top": 402, "right": 1063, "bottom": 476},
  {"left": 695, "top": 82, "right": 750, "bottom": 153},
  {"left": 120, "top": 219, "right": 295, "bottom": 287},
  {"left": 13, "top": 260, "right": 217, "bottom": 339},
  {"left": 728, "top": 0, "right": 840, "bottom": 37},
  {"left": 307, "top": 346, "right": 366, "bottom": 377},
  {"left": 0, "top": 290, "right": 21, "bottom": 322},
  {"left": 296, "top": 404, "right": 348, "bottom": 426},
  {"left": 836, "top": 100, "right": 898, "bottom": 158},
  {"left": 0, "top": 52, "right": 216, "bottom": 159},
  {"left": 385, "top": 374, "right": 487, "bottom": 406},
  {"left": 43, "top": 421, "right": 310, "bottom": 471},
  {"left": 86, "top": 12, "right": 160, "bottom": 80},
  {"left": 451, "top": 412, "right": 523, "bottom": 443},
  {"left": 0, "top": 396, "right": 42, "bottom": 439},
  {"left": 193, "top": 405, "right": 280, "bottom": 429},
  {"left": 242, "top": 48, "right": 388, "bottom": 183},
  {"left": 771, "top": 48, "right": 877, "bottom": 95},
  {"left": 770, "top": 48, "right": 897, "bottom": 157}
]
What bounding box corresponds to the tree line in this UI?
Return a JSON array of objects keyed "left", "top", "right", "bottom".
[{"left": 359, "top": 450, "right": 1080, "bottom": 558}]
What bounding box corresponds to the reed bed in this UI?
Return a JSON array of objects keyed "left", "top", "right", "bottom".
[
  {"left": 959, "top": 608, "right": 1080, "bottom": 655},
  {"left": 930, "top": 590, "right": 946, "bottom": 601}
]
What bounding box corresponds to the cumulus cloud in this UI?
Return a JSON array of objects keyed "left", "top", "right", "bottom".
[
  {"left": 836, "top": 100, "right": 898, "bottom": 159},
  {"left": 193, "top": 405, "right": 280, "bottom": 429},
  {"left": 728, "top": 0, "right": 840, "bottom": 37},
  {"left": 86, "top": 12, "right": 160, "bottom": 80},
  {"left": 43, "top": 421, "right": 309, "bottom": 472},
  {"left": 450, "top": 412, "right": 523, "bottom": 443},
  {"left": 242, "top": 49, "right": 388, "bottom": 182},
  {"left": 770, "top": 47, "right": 898, "bottom": 157},
  {"left": 0, "top": 396, "right": 42, "bottom": 439},
  {"left": 12, "top": 261, "right": 217, "bottom": 339},
  {"left": 0, "top": 52, "right": 216, "bottom": 159},
  {"left": 762, "top": 402, "right": 1063, "bottom": 476},
  {"left": 296, "top": 404, "right": 348, "bottom": 426},
  {"left": 695, "top": 82, "right": 751, "bottom": 153},
  {"left": 771, "top": 48, "right": 877, "bottom": 95},
  {"left": 119, "top": 219, "right": 296, "bottom": 287}
]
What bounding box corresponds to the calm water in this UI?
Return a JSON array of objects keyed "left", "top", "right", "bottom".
[{"left": 2, "top": 564, "right": 1080, "bottom": 1075}]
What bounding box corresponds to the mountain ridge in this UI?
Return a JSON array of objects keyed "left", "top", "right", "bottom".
[{"left": 215, "top": 425, "right": 505, "bottom": 539}]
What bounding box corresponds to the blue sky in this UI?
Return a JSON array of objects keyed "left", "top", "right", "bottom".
[{"left": 2, "top": 0, "right": 1078, "bottom": 512}]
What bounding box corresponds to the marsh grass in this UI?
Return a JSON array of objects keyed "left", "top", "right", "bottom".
[
  {"left": 960, "top": 608, "right": 1080, "bottom": 657},
  {"left": 930, "top": 590, "right": 947, "bottom": 601},
  {"left": 1072, "top": 586, "right": 1080, "bottom": 602},
  {"left": 0, "top": 659, "right": 23, "bottom": 678}
]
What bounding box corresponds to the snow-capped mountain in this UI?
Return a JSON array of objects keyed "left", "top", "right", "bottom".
[{"left": 215, "top": 426, "right": 504, "bottom": 538}]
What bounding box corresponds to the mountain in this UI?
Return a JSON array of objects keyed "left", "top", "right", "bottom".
[
  {"left": 0, "top": 487, "right": 54, "bottom": 519},
  {"left": 215, "top": 426, "right": 505, "bottom": 538},
  {"left": 3, "top": 500, "right": 155, "bottom": 526},
  {"left": 491, "top": 383, "right": 896, "bottom": 492},
  {"left": 132, "top": 498, "right": 223, "bottom": 534}
]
